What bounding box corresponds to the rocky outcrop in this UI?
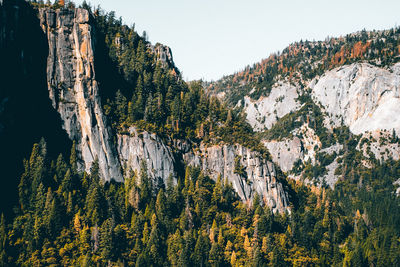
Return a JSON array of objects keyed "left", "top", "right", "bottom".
[
  {"left": 3, "top": 3, "right": 291, "bottom": 212},
  {"left": 311, "top": 62, "right": 400, "bottom": 134},
  {"left": 358, "top": 130, "right": 400, "bottom": 161},
  {"left": 243, "top": 82, "right": 300, "bottom": 131},
  {"left": 153, "top": 44, "right": 174, "bottom": 67},
  {"left": 117, "top": 127, "right": 176, "bottom": 185},
  {"left": 116, "top": 126, "right": 290, "bottom": 212},
  {"left": 184, "top": 143, "right": 290, "bottom": 213},
  {"left": 39, "top": 8, "right": 123, "bottom": 182},
  {"left": 263, "top": 137, "right": 303, "bottom": 173},
  {"left": 148, "top": 43, "right": 179, "bottom": 76},
  {"left": 34, "top": 7, "right": 289, "bottom": 212},
  {"left": 394, "top": 178, "right": 400, "bottom": 196},
  {"left": 263, "top": 124, "right": 322, "bottom": 173}
]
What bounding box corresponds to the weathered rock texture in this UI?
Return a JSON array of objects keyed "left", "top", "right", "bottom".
[
  {"left": 33, "top": 7, "right": 290, "bottom": 212},
  {"left": 39, "top": 8, "right": 123, "bottom": 181},
  {"left": 263, "top": 137, "right": 303, "bottom": 173},
  {"left": 311, "top": 62, "right": 400, "bottom": 134},
  {"left": 244, "top": 82, "right": 300, "bottom": 131},
  {"left": 184, "top": 143, "right": 290, "bottom": 213},
  {"left": 148, "top": 43, "right": 179, "bottom": 75},
  {"left": 292, "top": 124, "right": 322, "bottom": 165},
  {"left": 116, "top": 127, "right": 290, "bottom": 213},
  {"left": 152, "top": 44, "right": 174, "bottom": 67},
  {"left": 117, "top": 128, "right": 176, "bottom": 185}
]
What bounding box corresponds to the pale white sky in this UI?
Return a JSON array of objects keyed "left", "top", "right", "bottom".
[{"left": 76, "top": 0, "right": 400, "bottom": 81}]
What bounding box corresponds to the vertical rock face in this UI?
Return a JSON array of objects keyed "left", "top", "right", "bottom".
[
  {"left": 184, "top": 144, "right": 290, "bottom": 213},
  {"left": 117, "top": 127, "right": 176, "bottom": 185},
  {"left": 116, "top": 127, "right": 290, "bottom": 213},
  {"left": 30, "top": 6, "right": 289, "bottom": 212},
  {"left": 151, "top": 43, "right": 175, "bottom": 68},
  {"left": 38, "top": 8, "right": 123, "bottom": 182}
]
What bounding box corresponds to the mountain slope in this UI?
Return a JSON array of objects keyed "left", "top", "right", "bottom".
[
  {"left": 0, "top": 0, "right": 290, "bottom": 214},
  {"left": 208, "top": 28, "right": 400, "bottom": 188},
  {"left": 1, "top": 1, "right": 400, "bottom": 266}
]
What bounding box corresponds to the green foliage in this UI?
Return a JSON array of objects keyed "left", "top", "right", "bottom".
[
  {"left": 86, "top": 4, "right": 269, "bottom": 156},
  {"left": 209, "top": 27, "right": 400, "bottom": 107},
  {"left": 11, "top": 3, "right": 400, "bottom": 267},
  {"left": 2, "top": 140, "right": 400, "bottom": 266},
  {"left": 234, "top": 156, "right": 246, "bottom": 178}
]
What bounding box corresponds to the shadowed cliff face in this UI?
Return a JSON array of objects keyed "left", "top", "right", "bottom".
[
  {"left": 0, "top": 2, "right": 290, "bottom": 214},
  {"left": 0, "top": 0, "right": 71, "bottom": 215},
  {"left": 38, "top": 7, "right": 123, "bottom": 182}
]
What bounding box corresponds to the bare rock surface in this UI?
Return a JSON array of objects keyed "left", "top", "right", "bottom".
[
  {"left": 244, "top": 82, "right": 300, "bottom": 131},
  {"left": 311, "top": 62, "right": 400, "bottom": 134},
  {"left": 263, "top": 137, "right": 303, "bottom": 173},
  {"left": 39, "top": 8, "right": 123, "bottom": 181},
  {"left": 184, "top": 143, "right": 290, "bottom": 213},
  {"left": 117, "top": 128, "right": 176, "bottom": 185}
]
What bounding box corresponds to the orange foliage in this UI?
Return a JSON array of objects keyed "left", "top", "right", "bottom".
[
  {"left": 331, "top": 41, "right": 371, "bottom": 66},
  {"left": 331, "top": 47, "right": 347, "bottom": 65},
  {"left": 351, "top": 41, "right": 371, "bottom": 58}
]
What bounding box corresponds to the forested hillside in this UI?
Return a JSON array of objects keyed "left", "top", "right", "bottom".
[
  {"left": 1, "top": 0, "right": 400, "bottom": 266},
  {"left": 2, "top": 138, "right": 400, "bottom": 265},
  {"left": 86, "top": 2, "right": 261, "bottom": 152}
]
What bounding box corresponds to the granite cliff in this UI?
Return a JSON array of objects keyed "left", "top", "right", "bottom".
[
  {"left": 210, "top": 42, "right": 400, "bottom": 188},
  {"left": 39, "top": 8, "right": 123, "bottom": 182},
  {"left": 184, "top": 143, "right": 289, "bottom": 213},
  {"left": 32, "top": 5, "right": 290, "bottom": 212},
  {"left": 117, "top": 127, "right": 290, "bottom": 213}
]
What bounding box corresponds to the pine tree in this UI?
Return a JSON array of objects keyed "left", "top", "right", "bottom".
[
  {"left": 139, "top": 161, "right": 152, "bottom": 209},
  {"left": 230, "top": 250, "right": 237, "bottom": 266},
  {"left": 70, "top": 141, "right": 78, "bottom": 173},
  {"left": 100, "top": 218, "right": 114, "bottom": 261},
  {"left": 209, "top": 242, "right": 223, "bottom": 266},
  {"left": 252, "top": 247, "right": 263, "bottom": 267},
  {"left": 244, "top": 235, "right": 252, "bottom": 259},
  {"left": 178, "top": 230, "right": 194, "bottom": 267},
  {"left": 155, "top": 189, "right": 167, "bottom": 222},
  {"left": 167, "top": 229, "right": 183, "bottom": 266},
  {"left": 193, "top": 232, "right": 210, "bottom": 266},
  {"left": 147, "top": 214, "right": 164, "bottom": 265},
  {"left": 115, "top": 90, "right": 128, "bottom": 125},
  {"left": 30, "top": 144, "right": 45, "bottom": 199},
  {"left": 18, "top": 159, "right": 31, "bottom": 212},
  {"left": 133, "top": 76, "right": 144, "bottom": 120},
  {"left": 142, "top": 222, "right": 149, "bottom": 244},
  {"left": 34, "top": 183, "right": 46, "bottom": 216},
  {"left": 60, "top": 169, "right": 73, "bottom": 197}
]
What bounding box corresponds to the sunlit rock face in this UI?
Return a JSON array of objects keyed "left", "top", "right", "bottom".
[
  {"left": 311, "top": 62, "right": 400, "bottom": 134},
  {"left": 244, "top": 82, "right": 300, "bottom": 131},
  {"left": 184, "top": 143, "right": 290, "bottom": 213},
  {"left": 39, "top": 8, "right": 123, "bottom": 182},
  {"left": 118, "top": 128, "right": 291, "bottom": 213},
  {"left": 36, "top": 7, "right": 290, "bottom": 212},
  {"left": 117, "top": 127, "right": 176, "bottom": 186}
]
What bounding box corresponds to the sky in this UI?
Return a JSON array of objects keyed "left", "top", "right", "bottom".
[{"left": 75, "top": 0, "right": 400, "bottom": 81}]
